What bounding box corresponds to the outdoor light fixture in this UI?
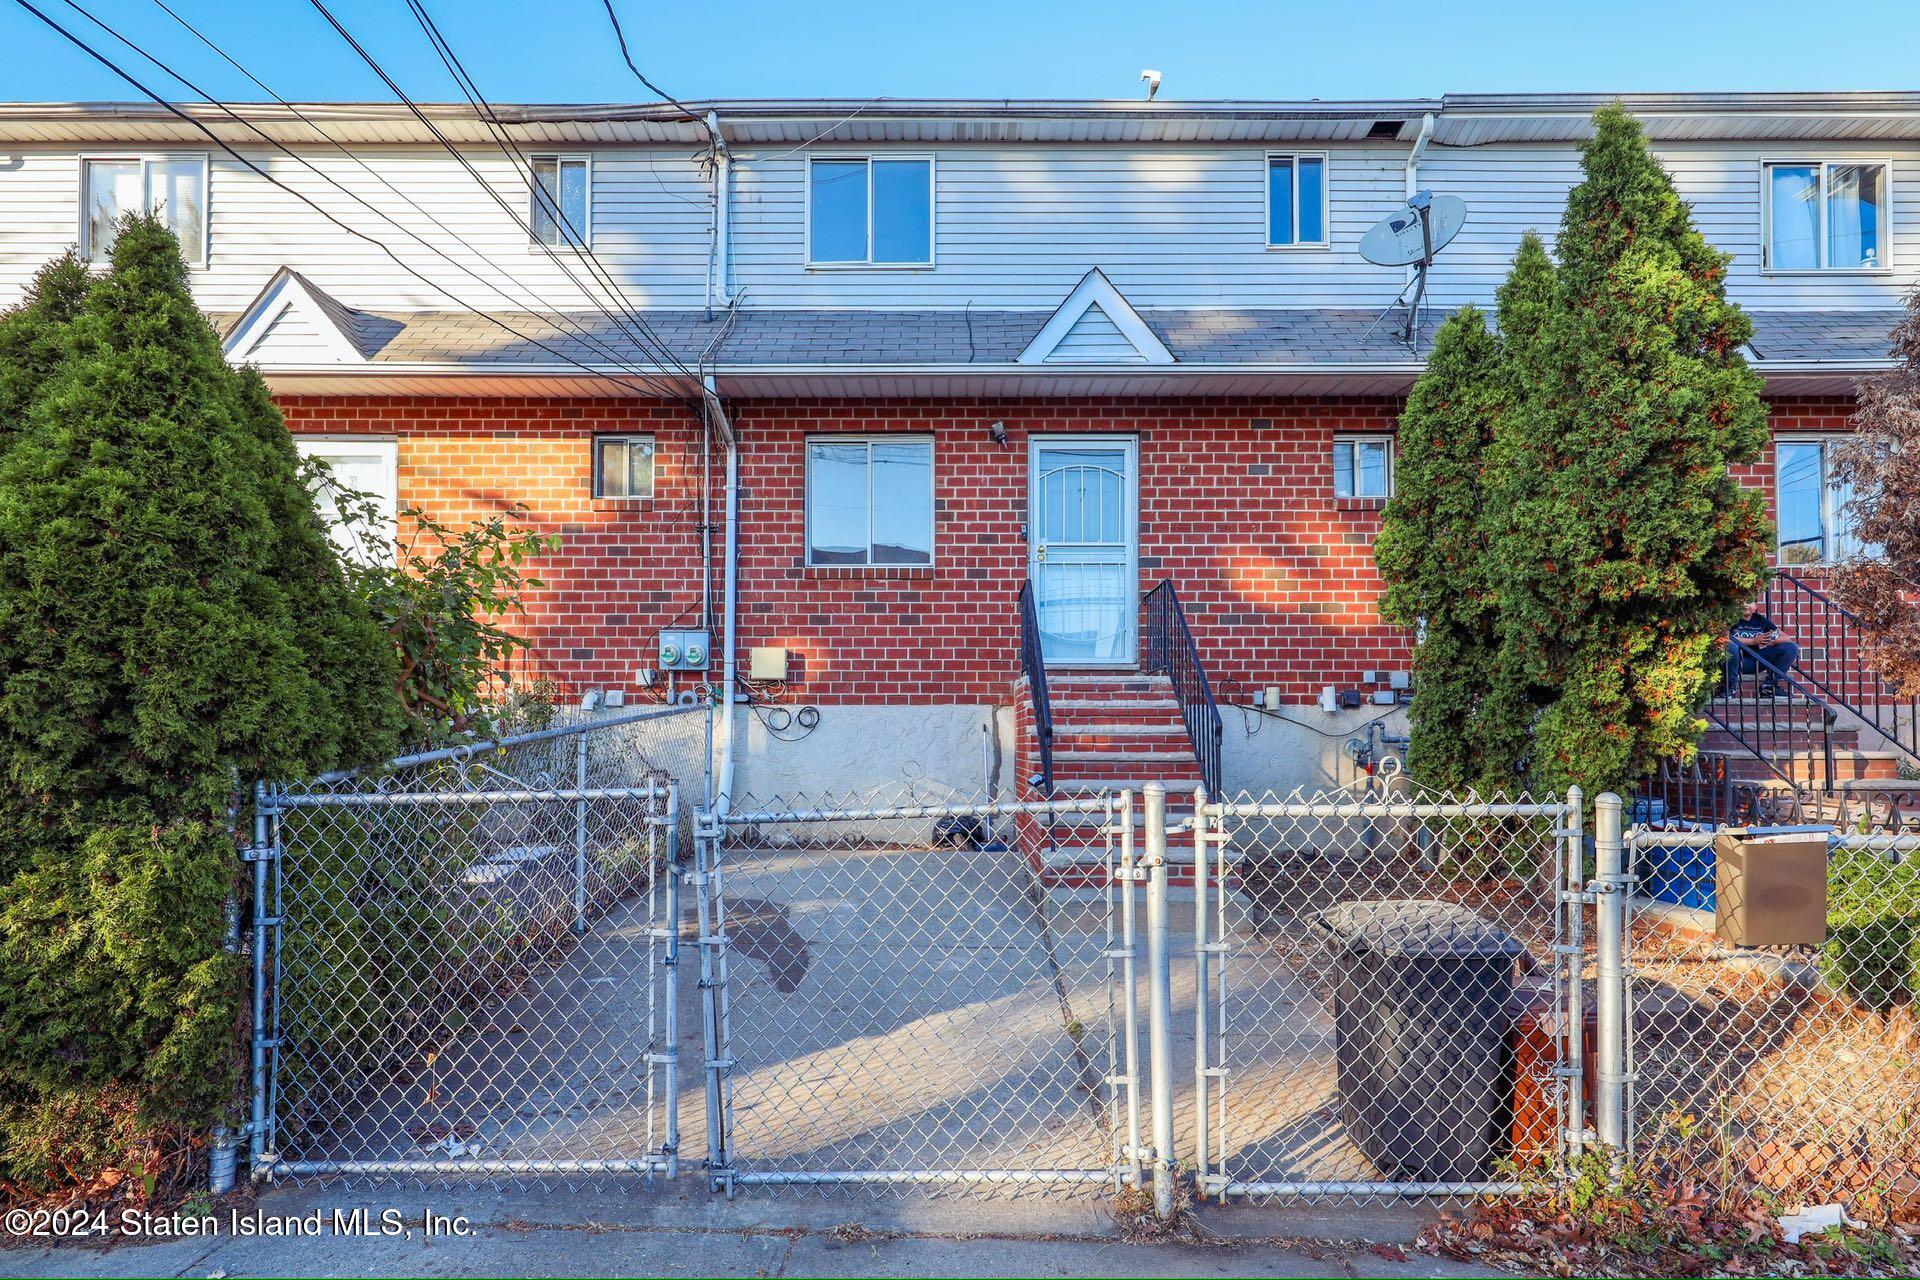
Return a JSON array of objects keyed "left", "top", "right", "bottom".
[{"left": 988, "top": 420, "right": 1009, "bottom": 446}]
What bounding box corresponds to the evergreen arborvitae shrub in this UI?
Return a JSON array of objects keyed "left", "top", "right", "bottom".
[
  {"left": 1376, "top": 305, "right": 1508, "bottom": 791},
  {"left": 0, "top": 216, "right": 404, "bottom": 1193},
  {"left": 1506, "top": 104, "right": 1771, "bottom": 797}
]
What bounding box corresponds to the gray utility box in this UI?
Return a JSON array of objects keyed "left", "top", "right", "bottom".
[
  {"left": 1714, "top": 826, "right": 1830, "bottom": 948},
  {"left": 1319, "top": 899, "right": 1525, "bottom": 1183}
]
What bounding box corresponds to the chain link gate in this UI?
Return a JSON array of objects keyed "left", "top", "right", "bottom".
[
  {"left": 694, "top": 788, "right": 1147, "bottom": 1193},
  {"left": 1194, "top": 787, "right": 1585, "bottom": 1200},
  {"left": 245, "top": 756, "right": 685, "bottom": 1184}
]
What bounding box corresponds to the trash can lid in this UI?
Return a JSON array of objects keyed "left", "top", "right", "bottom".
[{"left": 1317, "top": 899, "right": 1525, "bottom": 958}]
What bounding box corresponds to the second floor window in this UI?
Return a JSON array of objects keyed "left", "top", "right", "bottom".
[
  {"left": 806, "top": 436, "right": 934, "bottom": 565},
  {"left": 83, "top": 156, "right": 206, "bottom": 265},
  {"left": 1268, "top": 153, "right": 1327, "bottom": 248},
  {"left": 531, "top": 155, "right": 590, "bottom": 248},
  {"left": 808, "top": 157, "right": 933, "bottom": 266},
  {"left": 1777, "top": 437, "right": 1876, "bottom": 564},
  {"left": 1764, "top": 160, "right": 1890, "bottom": 271},
  {"left": 1333, "top": 435, "right": 1393, "bottom": 499}
]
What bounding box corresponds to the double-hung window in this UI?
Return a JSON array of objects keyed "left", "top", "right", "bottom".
[
  {"left": 1267, "top": 153, "right": 1328, "bottom": 248},
  {"left": 1776, "top": 437, "right": 1876, "bottom": 564},
  {"left": 1764, "top": 160, "right": 1891, "bottom": 271},
  {"left": 805, "top": 436, "right": 934, "bottom": 566},
  {"left": 530, "top": 154, "right": 591, "bottom": 248},
  {"left": 82, "top": 155, "right": 207, "bottom": 265},
  {"left": 1333, "top": 435, "right": 1393, "bottom": 499},
  {"left": 593, "top": 434, "right": 656, "bottom": 499},
  {"left": 807, "top": 156, "right": 933, "bottom": 266}
]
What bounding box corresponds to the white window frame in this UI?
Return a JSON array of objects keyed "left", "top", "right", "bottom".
[
  {"left": 1760, "top": 158, "right": 1894, "bottom": 275},
  {"left": 529, "top": 153, "right": 593, "bottom": 250},
  {"left": 294, "top": 436, "right": 398, "bottom": 564},
  {"left": 803, "top": 434, "right": 937, "bottom": 567},
  {"left": 1774, "top": 433, "right": 1874, "bottom": 565},
  {"left": 803, "top": 154, "right": 937, "bottom": 269},
  {"left": 1264, "top": 151, "right": 1331, "bottom": 251},
  {"left": 77, "top": 153, "right": 211, "bottom": 266},
  {"left": 591, "top": 433, "right": 656, "bottom": 500},
  {"left": 1333, "top": 434, "right": 1394, "bottom": 499}
]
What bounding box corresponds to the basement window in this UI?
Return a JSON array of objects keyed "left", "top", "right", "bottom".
[
  {"left": 805, "top": 436, "right": 934, "bottom": 566},
  {"left": 1333, "top": 436, "right": 1393, "bottom": 499},
  {"left": 530, "top": 154, "right": 591, "bottom": 248},
  {"left": 593, "top": 435, "right": 655, "bottom": 499}
]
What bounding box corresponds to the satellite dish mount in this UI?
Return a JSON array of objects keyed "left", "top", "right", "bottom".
[{"left": 1359, "top": 190, "right": 1466, "bottom": 349}]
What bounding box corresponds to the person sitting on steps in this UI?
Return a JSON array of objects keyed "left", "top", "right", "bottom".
[{"left": 1727, "top": 600, "right": 1801, "bottom": 699}]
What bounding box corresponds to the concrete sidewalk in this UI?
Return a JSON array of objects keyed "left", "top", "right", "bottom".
[{"left": 6, "top": 1182, "right": 1508, "bottom": 1278}]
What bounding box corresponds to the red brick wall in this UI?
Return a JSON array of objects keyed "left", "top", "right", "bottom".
[{"left": 278, "top": 391, "right": 1854, "bottom": 706}]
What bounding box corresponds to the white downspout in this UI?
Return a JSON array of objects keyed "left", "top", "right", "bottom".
[
  {"left": 712, "top": 376, "right": 741, "bottom": 817},
  {"left": 1404, "top": 112, "right": 1437, "bottom": 288},
  {"left": 708, "top": 111, "right": 731, "bottom": 312}
]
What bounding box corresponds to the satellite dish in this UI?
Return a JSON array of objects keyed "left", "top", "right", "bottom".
[
  {"left": 1359, "top": 193, "right": 1466, "bottom": 267},
  {"left": 1360, "top": 190, "right": 1469, "bottom": 348}
]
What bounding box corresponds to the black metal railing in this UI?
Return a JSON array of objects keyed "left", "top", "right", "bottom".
[
  {"left": 1761, "top": 569, "right": 1920, "bottom": 766},
  {"left": 1710, "top": 638, "right": 1837, "bottom": 791},
  {"left": 1018, "top": 580, "right": 1055, "bottom": 795},
  {"left": 1634, "top": 753, "right": 1808, "bottom": 828},
  {"left": 1141, "top": 580, "right": 1223, "bottom": 797}
]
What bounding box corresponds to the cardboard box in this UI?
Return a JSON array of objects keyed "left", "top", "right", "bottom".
[{"left": 1714, "top": 827, "right": 1829, "bottom": 948}]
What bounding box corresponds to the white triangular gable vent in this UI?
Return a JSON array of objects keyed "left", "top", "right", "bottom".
[
  {"left": 1018, "top": 268, "right": 1173, "bottom": 366},
  {"left": 223, "top": 268, "right": 369, "bottom": 367}
]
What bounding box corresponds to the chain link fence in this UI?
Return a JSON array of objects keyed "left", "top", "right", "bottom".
[
  {"left": 1625, "top": 823, "right": 1920, "bottom": 1223},
  {"left": 247, "top": 704, "right": 706, "bottom": 1186},
  {"left": 699, "top": 786, "right": 1143, "bottom": 1194},
  {"left": 1197, "top": 785, "right": 1580, "bottom": 1201}
]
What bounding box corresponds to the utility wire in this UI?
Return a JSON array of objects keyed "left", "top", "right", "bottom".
[
  {"left": 307, "top": 0, "right": 702, "bottom": 400},
  {"left": 12, "top": 0, "right": 683, "bottom": 400},
  {"left": 400, "top": 0, "right": 702, "bottom": 385},
  {"left": 77, "top": 0, "right": 676, "bottom": 393},
  {"left": 599, "top": 0, "right": 718, "bottom": 146}
]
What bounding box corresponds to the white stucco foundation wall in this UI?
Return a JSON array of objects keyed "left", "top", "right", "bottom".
[{"left": 1219, "top": 702, "right": 1412, "bottom": 798}]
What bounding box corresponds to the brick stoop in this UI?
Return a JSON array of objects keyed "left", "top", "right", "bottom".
[{"left": 1012, "top": 672, "right": 1205, "bottom": 887}]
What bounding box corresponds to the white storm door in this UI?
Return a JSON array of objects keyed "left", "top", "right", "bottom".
[{"left": 1028, "top": 436, "right": 1138, "bottom": 666}]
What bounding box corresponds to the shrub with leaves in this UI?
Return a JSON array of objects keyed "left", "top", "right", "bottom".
[
  {"left": 0, "top": 217, "right": 403, "bottom": 1196},
  {"left": 310, "top": 475, "right": 558, "bottom": 747}
]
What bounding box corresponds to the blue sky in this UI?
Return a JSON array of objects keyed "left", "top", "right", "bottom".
[{"left": 4, "top": 0, "right": 1918, "bottom": 104}]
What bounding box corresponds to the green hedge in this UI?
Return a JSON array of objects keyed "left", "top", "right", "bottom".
[{"left": 1823, "top": 851, "right": 1920, "bottom": 1012}]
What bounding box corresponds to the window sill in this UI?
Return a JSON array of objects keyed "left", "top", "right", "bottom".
[
  {"left": 1264, "top": 242, "right": 1333, "bottom": 253},
  {"left": 802, "top": 563, "right": 937, "bottom": 578},
  {"left": 1759, "top": 267, "right": 1893, "bottom": 277},
  {"left": 803, "top": 261, "right": 937, "bottom": 272},
  {"left": 1334, "top": 496, "right": 1389, "bottom": 512}
]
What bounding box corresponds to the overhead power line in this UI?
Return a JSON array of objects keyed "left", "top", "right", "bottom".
[
  {"left": 63, "top": 0, "right": 680, "bottom": 396},
  {"left": 11, "top": 0, "right": 684, "bottom": 399},
  {"left": 307, "top": 0, "right": 704, "bottom": 396}
]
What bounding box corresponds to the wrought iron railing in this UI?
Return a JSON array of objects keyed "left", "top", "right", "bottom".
[
  {"left": 1709, "top": 638, "right": 1837, "bottom": 791},
  {"left": 1760, "top": 569, "right": 1920, "bottom": 767},
  {"left": 1633, "top": 753, "right": 1808, "bottom": 828},
  {"left": 1017, "top": 580, "right": 1055, "bottom": 795},
  {"left": 1141, "top": 580, "right": 1223, "bottom": 797}
]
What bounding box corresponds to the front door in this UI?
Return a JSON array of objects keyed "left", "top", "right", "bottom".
[{"left": 1028, "top": 436, "right": 1139, "bottom": 666}]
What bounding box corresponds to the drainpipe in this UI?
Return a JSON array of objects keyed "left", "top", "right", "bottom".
[
  {"left": 1404, "top": 112, "right": 1437, "bottom": 289},
  {"left": 710, "top": 375, "right": 741, "bottom": 817},
  {"left": 707, "top": 111, "right": 731, "bottom": 316}
]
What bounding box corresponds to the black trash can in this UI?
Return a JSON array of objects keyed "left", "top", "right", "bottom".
[{"left": 1318, "top": 899, "right": 1524, "bottom": 1182}]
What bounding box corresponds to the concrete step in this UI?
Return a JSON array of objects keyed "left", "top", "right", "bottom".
[{"left": 1701, "top": 728, "right": 1860, "bottom": 753}]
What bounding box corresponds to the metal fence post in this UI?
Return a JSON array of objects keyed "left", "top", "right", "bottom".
[
  {"left": 248, "top": 780, "right": 272, "bottom": 1180},
  {"left": 1143, "top": 782, "right": 1176, "bottom": 1218},
  {"left": 1560, "top": 785, "right": 1586, "bottom": 1163},
  {"left": 1593, "top": 791, "right": 1628, "bottom": 1163},
  {"left": 660, "top": 782, "right": 682, "bottom": 1179},
  {"left": 1191, "top": 785, "right": 1211, "bottom": 1197},
  {"left": 573, "top": 730, "right": 591, "bottom": 935}
]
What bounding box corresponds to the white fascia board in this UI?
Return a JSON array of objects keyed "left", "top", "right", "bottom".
[{"left": 1017, "top": 268, "right": 1175, "bottom": 366}]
